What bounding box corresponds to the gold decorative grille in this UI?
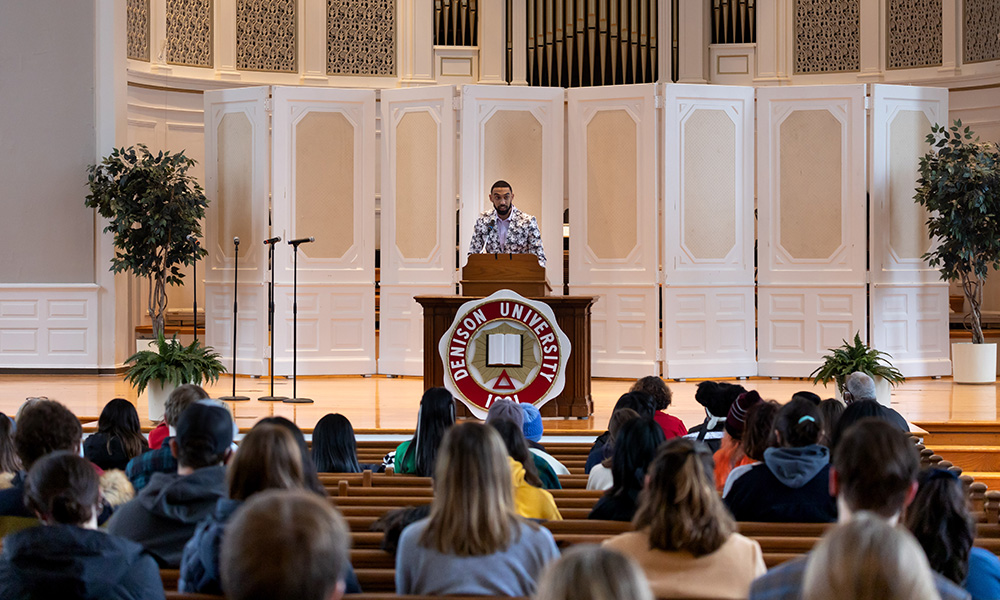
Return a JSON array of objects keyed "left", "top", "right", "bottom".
[
  {"left": 236, "top": 0, "right": 297, "bottom": 72},
  {"left": 127, "top": 0, "right": 150, "bottom": 61},
  {"left": 964, "top": 0, "right": 1000, "bottom": 64},
  {"left": 886, "top": 0, "right": 941, "bottom": 69},
  {"left": 166, "top": 0, "right": 213, "bottom": 67},
  {"left": 794, "top": 0, "right": 860, "bottom": 74},
  {"left": 327, "top": 0, "right": 396, "bottom": 76}
]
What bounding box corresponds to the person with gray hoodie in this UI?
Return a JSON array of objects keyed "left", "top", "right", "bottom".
[
  {"left": 724, "top": 398, "right": 837, "bottom": 523},
  {"left": 107, "top": 403, "right": 234, "bottom": 568}
]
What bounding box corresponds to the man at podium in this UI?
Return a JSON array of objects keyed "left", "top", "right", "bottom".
[{"left": 468, "top": 180, "right": 546, "bottom": 267}]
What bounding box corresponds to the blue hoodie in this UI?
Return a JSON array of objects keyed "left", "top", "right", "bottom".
[{"left": 724, "top": 444, "right": 837, "bottom": 523}]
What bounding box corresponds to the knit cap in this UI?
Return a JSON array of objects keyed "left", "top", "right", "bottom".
[
  {"left": 485, "top": 398, "right": 524, "bottom": 429},
  {"left": 520, "top": 403, "right": 543, "bottom": 442},
  {"left": 725, "top": 390, "right": 762, "bottom": 440}
]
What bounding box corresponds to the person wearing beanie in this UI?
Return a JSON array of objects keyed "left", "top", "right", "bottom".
[
  {"left": 683, "top": 381, "right": 746, "bottom": 453},
  {"left": 520, "top": 404, "right": 570, "bottom": 477},
  {"left": 486, "top": 399, "right": 561, "bottom": 489},
  {"left": 712, "top": 391, "right": 763, "bottom": 492}
]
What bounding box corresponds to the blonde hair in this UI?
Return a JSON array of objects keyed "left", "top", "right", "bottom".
[
  {"left": 420, "top": 421, "right": 528, "bottom": 556},
  {"left": 803, "top": 513, "right": 941, "bottom": 600},
  {"left": 632, "top": 438, "right": 735, "bottom": 556},
  {"left": 535, "top": 545, "right": 654, "bottom": 600},
  {"left": 227, "top": 423, "right": 305, "bottom": 500}
]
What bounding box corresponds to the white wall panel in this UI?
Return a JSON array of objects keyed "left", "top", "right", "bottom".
[
  {"left": 459, "top": 85, "right": 564, "bottom": 289},
  {"left": 870, "top": 84, "right": 951, "bottom": 376},
  {"left": 203, "top": 87, "right": 271, "bottom": 375},
  {"left": 757, "top": 85, "right": 868, "bottom": 376},
  {"left": 271, "top": 87, "right": 377, "bottom": 375},
  {"left": 378, "top": 86, "right": 456, "bottom": 375},
  {"left": 663, "top": 84, "right": 756, "bottom": 378},
  {"left": 0, "top": 285, "right": 99, "bottom": 369},
  {"left": 568, "top": 84, "right": 658, "bottom": 378}
]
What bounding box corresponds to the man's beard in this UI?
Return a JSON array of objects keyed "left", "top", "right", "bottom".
[{"left": 496, "top": 206, "right": 511, "bottom": 218}]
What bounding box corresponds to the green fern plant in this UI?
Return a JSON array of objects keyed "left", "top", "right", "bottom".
[
  {"left": 125, "top": 334, "right": 225, "bottom": 395},
  {"left": 809, "top": 333, "right": 905, "bottom": 395}
]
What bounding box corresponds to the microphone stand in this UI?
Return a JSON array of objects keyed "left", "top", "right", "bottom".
[
  {"left": 219, "top": 237, "right": 249, "bottom": 404},
  {"left": 284, "top": 237, "right": 314, "bottom": 404},
  {"left": 259, "top": 238, "right": 288, "bottom": 402},
  {"left": 190, "top": 236, "right": 199, "bottom": 343}
]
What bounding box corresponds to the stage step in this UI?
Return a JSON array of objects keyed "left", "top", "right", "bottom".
[
  {"left": 913, "top": 421, "right": 1000, "bottom": 446},
  {"left": 931, "top": 446, "right": 1000, "bottom": 472}
]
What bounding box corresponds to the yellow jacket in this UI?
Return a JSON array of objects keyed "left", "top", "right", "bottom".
[{"left": 508, "top": 456, "right": 562, "bottom": 521}]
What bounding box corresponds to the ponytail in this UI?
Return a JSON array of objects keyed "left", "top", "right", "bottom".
[{"left": 773, "top": 398, "right": 823, "bottom": 447}]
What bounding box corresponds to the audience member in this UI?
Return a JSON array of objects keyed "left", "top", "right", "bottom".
[
  {"left": 792, "top": 391, "right": 822, "bottom": 405},
  {"left": 831, "top": 399, "right": 906, "bottom": 452},
  {"left": 371, "top": 505, "right": 431, "bottom": 557},
  {"left": 391, "top": 387, "right": 455, "bottom": 476},
  {"left": 491, "top": 419, "right": 562, "bottom": 521},
  {"left": 631, "top": 376, "right": 686, "bottom": 440},
  {"left": 313, "top": 413, "right": 372, "bottom": 473},
  {"left": 395, "top": 422, "right": 559, "bottom": 595},
  {"left": 906, "top": 468, "right": 1000, "bottom": 600},
  {"left": 535, "top": 545, "right": 654, "bottom": 600},
  {"left": 108, "top": 403, "right": 233, "bottom": 567},
  {"left": 257, "top": 415, "right": 327, "bottom": 496},
  {"left": 713, "top": 390, "right": 763, "bottom": 491},
  {"left": 126, "top": 383, "right": 208, "bottom": 491},
  {"left": 221, "top": 489, "right": 351, "bottom": 600},
  {"left": 843, "top": 372, "right": 908, "bottom": 431},
  {"left": 605, "top": 438, "right": 765, "bottom": 598},
  {"left": 586, "top": 408, "right": 640, "bottom": 491},
  {"left": 817, "top": 398, "right": 844, "bottom": 447},
  {"left": 725, "top": 398, "right": 836, "bottom": 523},
  {"left": 180, "top": 422, "right": 361, "bottom": 594},
  {"left": 749, "top": 419, "right": 969, "bottom": 600},
  {"left": 585, "top": 392, "right": 656, "bottom": 473},
  {"left": 803, "top": 513, "right": 940, "bottom": 600},
  {"left": 521, "top": 403, "right": 570, "bottom": 476},
  {"left": 723, "top": 400, "right": 780, "bottom": 497},
  {"left": 0, "top": 399, "right": 83, "bottom": 517},
  {"left": 0, "top": 413, "right": 21, "bottom": 483},
  {"left": 0, "top": 451, "right": 164, "bottom": 600},
  {"left": 684, "top": 381, "right": 746, "bottom": 453},
  {"left": 588, "top": 418, "right": 665, "bottom": 522},
  {"left": 487, "top": 399, "right": 561, "bottom": 489},
  {"left": 84, "top": 398, "right": 148, "bottom": 471},
  {"left": 14, "top": 397, "right": 46, "bottom": 422}
]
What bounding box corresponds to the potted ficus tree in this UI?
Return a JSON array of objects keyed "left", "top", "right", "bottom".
[
  {"left": 914, "top": 121, "right": 1000, "bottom": 384},
  {"left": 86, "top": 144, "right": 224, "bottom": 417},
  {"left": 810, "top": 333, "right": 905, "bottom": 406}
]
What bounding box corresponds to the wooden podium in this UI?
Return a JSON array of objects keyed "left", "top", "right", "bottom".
[
  {"left": 416, "top": 254, "right": 594, "bottom": 418},
  {"left": 460, "top": 254, "right": 552, "bottom": 297}
]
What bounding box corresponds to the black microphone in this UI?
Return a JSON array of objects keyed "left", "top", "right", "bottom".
[
  {"left": 233, "top": 236, "right": 240, "bottom": 247},
  {"left": 288, "top": 237, "right": 315, "bottom": 245},
  {"left": 263, "top": 236, "right": 282, "bottom": 245}
]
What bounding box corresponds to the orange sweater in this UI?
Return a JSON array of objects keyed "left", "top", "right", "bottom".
[{"left": 712, "top": 434, "right": 754, "bottom": 492}]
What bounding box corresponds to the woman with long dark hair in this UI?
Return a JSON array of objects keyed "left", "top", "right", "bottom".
[
  {"left": 905, "top": 468, "right": 1000, "bottom": 599},
  {"left": 490, "top": 419, "right": 561, "bottom": 520},
  {"left": 604, "top": 438, "right": 764, "bottom": 598},
  {"left": 0, "top": 414, "right": 21, "bottom": 477},
  {"left": 312, "top": 413, "right": 371, "bottom": 473},
  {"left": 588, "top": 418, "right": 665, "bottom": 522},
  {"left": 84, "top": 398, "right": 148, "bottom": 471},
  {"left": 395, "top": 422, "right": 559, "bottom": 595},
  {"left": 393, "top": 387, "right": 456, "bottom": 476}
]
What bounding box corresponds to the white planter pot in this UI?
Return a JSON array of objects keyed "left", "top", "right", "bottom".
[
  {"left": 832, "top": 376, "right": 892, "bottom": 407},
  {"left": 952, "top": 342, "right": 998, "bottom": 384},
  {"left": 147, "top": 380, "right": 178, "bottom": 422}
]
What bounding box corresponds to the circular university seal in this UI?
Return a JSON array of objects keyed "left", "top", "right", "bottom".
[{"left": 439, "top": 289, "right": 571, "bottom": 419}]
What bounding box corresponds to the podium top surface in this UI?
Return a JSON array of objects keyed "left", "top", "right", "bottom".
[{"left": 414, "top": 294, "right": 596, "bottom": 306}]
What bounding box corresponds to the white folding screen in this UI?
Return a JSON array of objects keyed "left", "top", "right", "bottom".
[
  {"left": 757, "top": 85, "right": 868, "bottom": 377},
  {"left": 459, "top": 85, "right": 565, "bottom": 289},
  {"left": 870, "top": 85, "right": 951, "bottom": 377},
  {"left": 662, "top": 84, "right": 757, "bottom": 379},
  {"left": 271, "top": 87, "right": 377, "bottom": 375},
  {"left": 378, "top": 86, "right": 457, "bottom": 376},
  {"left": 567, "top": 84, "right": 659, "bottom": 378},
  {"left": 203, "top": 87, "right": 271, "bottom": 376}
]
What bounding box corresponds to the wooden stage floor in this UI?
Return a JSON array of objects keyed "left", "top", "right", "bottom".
[{"left": 0, "top": 373, "right": 997, "bottom": 436}]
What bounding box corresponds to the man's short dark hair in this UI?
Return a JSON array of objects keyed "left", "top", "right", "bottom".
[
  {"left": 14, "top": 400, "right": 81, "bottom": 470},
  {"left": 490, "top": 180, "right": 513, "bottom": 194},
  {"left": 833, "top": 418, "right": 918, "bottom": 518},
  {"left": 164, "top": 383, "right": 208, "bottom": 426},
  {"left": 222, "top": 489, "right": 350, "bottom": 600}
]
